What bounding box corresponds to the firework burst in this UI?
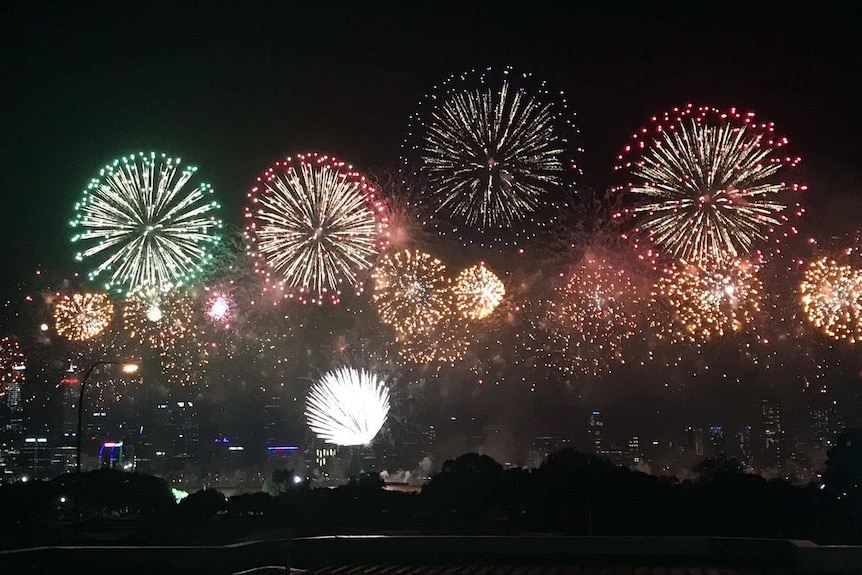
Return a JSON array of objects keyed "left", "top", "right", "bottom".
[
  {"left": 406, "top": 66, "right": 580, "bottom": 247},
  {"left": 53, "top": 292, "right": 114, "bottom": 341},
  {"left": 453, "top": 262, "right": 505, "bottom": 320},
  {"left": 70, "top": 152, "right": 223, "bottom": 296},
  {"left": 397, "top": 313, "right": 474, "bottom": 366},
  {"left": 204, "top": 288, "right": 235, "bottom": 328},
  {"left": 123, "top": 289, "right": 194, "bottom": 349},
  {"left": 614, "top": 104, "right": 805, "bottom": 266},
  {"left": 800, "top": 253, "right": 862, "bottom": 343},
  {"left": 546, "top": 254, "right": 649, "bottom": 375},
  {"left": 373, "top": 249, "right": 453, "bottom": 336},
  {"left": 0, "top": 337, "right": 26, "bottom": 398},
  {"left": 305, "top": 367, "right": 390, "bottom": 446},
  {"left": 244, "top": 152, "right": 389, "bottom": 305},
  {"left": 654, "top": 257, "right": 763, "bottom": 342}
]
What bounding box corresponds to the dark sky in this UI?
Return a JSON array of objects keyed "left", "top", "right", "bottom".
[
  {"left": 1, "top": 2, "right": 861, "bottom": 449},
  {"left": 1, "top": 1, "right": 859, "bottom": 299}
]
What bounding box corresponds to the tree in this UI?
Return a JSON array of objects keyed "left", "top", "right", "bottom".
[
  {"left": 692, "top": 455, "right": 745, "bottom": 481},
  {"left": 177, "top": 488, "right": 227, "bottom": 520}
]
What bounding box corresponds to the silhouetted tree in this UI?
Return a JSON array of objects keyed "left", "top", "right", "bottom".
[
  {"left": 693, "top": 454, "right": 745, "bottom": 481},
  {"left": 177, "top": 488, "right": 227, "bottom": 520},
  {"left": 75, "top": 469, "right": 174, "bottom": 519},
  {"left": 422, "top": 453, "right": 506, "bottom": 528}
]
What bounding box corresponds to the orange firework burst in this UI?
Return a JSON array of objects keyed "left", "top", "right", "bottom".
[
  {"left": 654, "top": 257, "right": 763, "bottom": 342},
  {"left": 123, "top": 289, "right": 194, "bottom": 349},
  {"left": 800, "top": 254, "right": 862, "bottom": 343},
  {"left": 397, "top": 313, "right": 473, "bottom": 366},
  {"left": 53, "top": 292, "right": 114, "bottom": 341},
  {"left": 452, "top": 262, "right": 505, "bottom": 320},
  {"left": 372, "top": 249, "right": 452, "bottom": 336},
  {"left": 546, "top": 254, "right": 648, "bottom": 375}
]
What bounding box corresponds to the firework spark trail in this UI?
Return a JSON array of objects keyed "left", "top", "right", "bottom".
[
  {"left": 305, "top": 367, "right": 390, "bottom": 446},
  {"left": 397, "top": 312, "right": 474, "bottom": 366},
  {"left": 245, "top": 153, "right": 389, "bottom": 304},
  {"left": 71, "top": 152, "right": 223, "bottom": 296},
  {"left": 544, "top": 255, "right": 647, "bottom": 375}
]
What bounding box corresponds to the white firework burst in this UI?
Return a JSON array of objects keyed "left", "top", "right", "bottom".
[
  {"left": 71, "top": 152, "right": 223, "bottom": 296},
  {"left": 618, "top": 113, "right": 801, "bottom": 265},
  {"left": 245, "top": 153, "right": 389, "bottom": 304},
  {"left": 419, "top": 68, "right": 567, "bottom": 228},
  {"left": 305, "top": 367, "right": 390, "bottom": 446}
]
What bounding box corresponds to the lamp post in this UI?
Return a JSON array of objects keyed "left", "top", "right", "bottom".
[{"left": 74, "top": 360, "right": 138, "bottom": 526}]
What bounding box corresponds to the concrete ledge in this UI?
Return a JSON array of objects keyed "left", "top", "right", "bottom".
[
  {"left": 3, "top": 536, "right": 861, "bottom": 574},
  {"left": 0, "top": 539, "right": 290, "bottom": 575},
  {"left": 288, "top": 536, "right": 841, "bottom": 572},
  {"left": 794, "top": 542, "right": 862, "bottom": 574}
]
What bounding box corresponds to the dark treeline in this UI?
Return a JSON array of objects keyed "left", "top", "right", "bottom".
[{"left": 3, "top": 429, "right": 862, "bottom": 550}]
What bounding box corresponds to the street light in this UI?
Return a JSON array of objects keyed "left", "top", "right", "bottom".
[{"left": 74, "top": 360, "right": 138, "bottom": 525}]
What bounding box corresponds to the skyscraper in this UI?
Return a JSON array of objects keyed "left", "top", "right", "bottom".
[
  {"left": 761, "top": 399, "right": 783, "bottom": 470},
  {"left": 709, "top": 426, "right": 726, "bottom": 457},
  {"left": 52, "top": 365, "right": 81, "bottom": 476},
  {"left": 685, "top": 426, "right": 704, "bottom": 458},
  {"left": 736, "top": 425, "right": 752, "bottom": 466},
  {"left": 589, "top": 411, "right": 603, "bottom": 454}
]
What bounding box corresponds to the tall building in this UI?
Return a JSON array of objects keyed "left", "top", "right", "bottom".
[
  {"left": 811, "top": 399, "right": 843, "bottom": 449},
  {"left": 51, "top": 366, "right": 81, "bottom": 476},
  {"left": 262, "top": 391, "right": 283, "bottom": 447},
  {"left": 736, "top": 425, "right": 752, "bottom": 466},
  {"left": 709, "top": 426, "right": 726, "bottom": 457},
  {"left": 761, "top": 399, "right": 783, "bottom": 470},
  {"left": 627, "top": 436, "right": 641, "bottom": 465},
  {"left": 22, "top": 436, "right": 51, "bottom": 479},
  {"left": 589, "top": 411, "right": 604, "bottom": 454},
  {"left": 685, "top": 426, "right": 704, "bottom": 458},
  {"left": 58, "top": 368, "right": 80, "bottom": 438},
  {"left": 4, "top": 379, "right": 24, "bottom": 434},
  {"left": 173, "top": 400, "right": 200, "bottom": 461}
]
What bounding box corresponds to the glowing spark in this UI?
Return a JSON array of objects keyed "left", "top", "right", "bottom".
[
  {"left": 206, "top": 291, "right": 233, "bottom": 325},
  {"left": 546, "top": 255, "right": 647, "bottom": 375},
  {"left": 123, "top": 290, "right": 194, "bottom": 349},
  {"left": 406, "top": 66, "right": 580, "bottom": 247},
  {"left": 397, "top": 313, "right": 473, "bottom": 366}
]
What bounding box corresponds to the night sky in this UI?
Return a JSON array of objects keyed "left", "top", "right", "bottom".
[{"left": 1, "top": 2, "right": 861, "bottom": 457}]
